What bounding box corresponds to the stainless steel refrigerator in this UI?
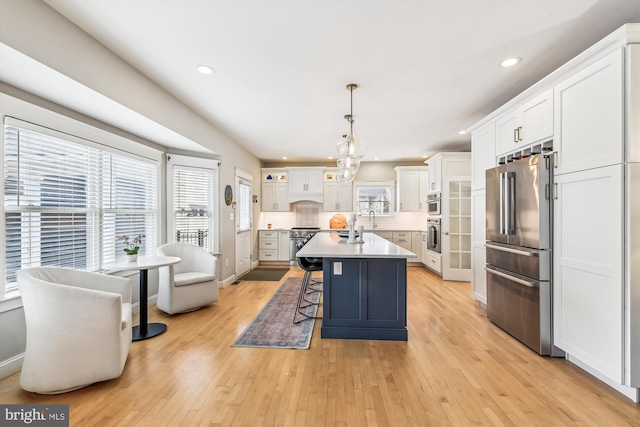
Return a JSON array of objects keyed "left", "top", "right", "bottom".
[{"left": 485, "top": 153, "right": 563, "bottom": 356}]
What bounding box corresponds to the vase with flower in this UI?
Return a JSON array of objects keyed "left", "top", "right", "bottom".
[{"left": 117, "top": 234, "right": 143, "bottom": 262}]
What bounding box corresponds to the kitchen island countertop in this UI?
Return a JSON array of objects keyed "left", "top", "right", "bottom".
[{"left": 296, "top": 231, "right": 417, "bottom": 259}]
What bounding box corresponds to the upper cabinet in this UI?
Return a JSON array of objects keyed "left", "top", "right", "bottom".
[
  {"left": 395, "top": 167, "right": 429, "bottom": 212},
  {"left": 262, "top": 169, "right": 289, "bottom": 212},
  {"left": 427, "top": 156, "right": 441, "bottom": 193},
  {"left": 323, "top": 169, "right": 353, "bottom": 212},
  {"left": 553, "top": 48, "right": 624, "bottom": 175},
  {"left": 495, "top": 89, "right": 553, "bottom": 157},
  {"left": 471, "top": 123, "right": 496, "bottom": 191},
  {"left": 287, "top": 167, "right": 324, "bottom": 203}
]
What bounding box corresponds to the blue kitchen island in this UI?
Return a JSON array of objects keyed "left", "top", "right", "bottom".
[{"left": 296, "top": 231, "right": 416, "bottom": 341}]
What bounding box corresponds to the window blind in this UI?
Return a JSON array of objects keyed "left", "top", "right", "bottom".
[
  {"left": 173, "top": 166, "right": 214, "bottom": 251},
  {"left": 3, "top": 122, "right": 158, "bottom": 291},
  {"left": 237, "top": 179, "right": 252, "bottom": 232}
]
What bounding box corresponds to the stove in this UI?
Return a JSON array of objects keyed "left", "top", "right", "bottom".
[
  {"left": 289, "top": 227, "right": 321, "bottom": 262},
  {"left": 289, "top": 227, "right": 321, "bottom": 239}
]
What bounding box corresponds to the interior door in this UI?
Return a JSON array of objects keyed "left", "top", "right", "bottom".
[{"left": 235, "top": 174, "right": 252, "bottom": 277}]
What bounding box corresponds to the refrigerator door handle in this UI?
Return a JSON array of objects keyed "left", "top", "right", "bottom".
[
  {"left": 499, "top": 172, "right": 507, "bottom": 234},
  {"left": 506, "top": 171, "right": 516, "bottom": 234},
  {"left": 485, "top": 266, "right": 538, "bottom": 288},
  {"left": 485, "top": 242, "right": 539, "bottom": 257}
]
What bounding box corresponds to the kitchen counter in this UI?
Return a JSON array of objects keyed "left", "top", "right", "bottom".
[
  {"left": 296, "top": 231, "right": 416, "bottom": 259},
  {"left": 297, "top": 230, "right": 413, "bottom": 341}
]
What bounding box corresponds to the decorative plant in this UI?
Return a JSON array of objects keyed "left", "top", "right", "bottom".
[{"left": 116, "top": 234, "right": 143, "bottom": 255}]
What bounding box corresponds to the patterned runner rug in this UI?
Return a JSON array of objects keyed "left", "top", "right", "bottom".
[{"left": 232, "top": 277, "right": 319, "bottom": 349}]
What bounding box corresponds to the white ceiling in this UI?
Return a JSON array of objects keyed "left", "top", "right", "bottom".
[{"left": 10, "top": 1, "right": 640, "bottom": 162}]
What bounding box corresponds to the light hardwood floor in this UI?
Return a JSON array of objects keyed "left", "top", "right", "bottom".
[{"left": 1, "top": 266, "right": 638, "bottom": 426}]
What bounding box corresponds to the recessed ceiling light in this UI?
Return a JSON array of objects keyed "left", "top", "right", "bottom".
[
  {"left": 196, "top": 65, "right": 215, "bottom": 74},
  {"left": 328, "top": 156, "right": 334, "bottom": 160},
  {"left": 500, "top": 57, "right": 522, "bottom": 68},
  {"left": 373, "top": 156, "right": 380, "bottom": 160},
  {"left": 458, "top": 130, "right": 467, "bottom": 135},
  {"left": 281, "top": 156, "right": 288, "bottom": 160}
]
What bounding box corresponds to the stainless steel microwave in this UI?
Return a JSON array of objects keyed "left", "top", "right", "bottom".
[{"left": 427, "top": 192, "right": 441, "bottom": 215}]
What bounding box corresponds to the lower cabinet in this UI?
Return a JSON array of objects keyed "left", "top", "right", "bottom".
[
  {"left": 259, "top": 230, "right": 290, "bottom": 262},
  {"left": 321, "top": 257, "right": 407, "bottom": 341},
  {"left": 426, "top": 250, "right": 442, "bottom": 274},
  {"left": 553, "top": 164, "right": 624, "bottom": 383},
  {"left": 392, "top": 231, "right": 412, "bottom": 251},
  {"left": 471, "top": 189, "right": 487, "bottom": 304}
]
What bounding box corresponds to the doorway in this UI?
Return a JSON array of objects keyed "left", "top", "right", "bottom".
[{"left": 235, "top": 171, "right": 253, "bottom": 278}]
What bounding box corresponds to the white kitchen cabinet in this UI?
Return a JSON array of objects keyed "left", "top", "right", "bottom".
[
  {"left": 553, "top": 164, "right": 624, "bottom": 383},
  {"left": 471, "top": 189, "right": 486, "bottom": 304},
  {"left": 471, "top": 122, "right": 496, "bottom": 191},
  {"left": 495, "top": 89, "right": 553, "bottom": 156},
  {"left": 426, "top": 251, "right": 442, "bottom": 274},
  {"left": 420, "top": 232, "right": 429, "bottom": 265},
  {"left": 391, "top": 231, "right": 412, "bottom": 251},
  {"left": 278, "top": 230, "right": 290, "bottom": 261},
  {"left": 261, "top": 169, "right": 289, "bottom": 212},
  {"left": 426, "top": 156, "right": 441, "bottom": 193},
  {"left": 553, "top": 48, "right": 623, "bottom": 176},
  {"left": 411, "top": 231, "right": 422, "bottom": 263},
  {"left": 258, "top": 230, "right": 279, "bottom": 261},
  {"left": 259, "top": 229, "right": 290, "bottom": 262},
  {"left": 469, "top": 122, "right": 495, "bottom": 303},
  {"left": 323, "top": 170, "right": 353, "bottom": 212},
  {"left": 395, "top": 167, "right": 429, "bottom": 212},
  {"left": 288, "top": 167, "right": 324, "bottom": 203}
]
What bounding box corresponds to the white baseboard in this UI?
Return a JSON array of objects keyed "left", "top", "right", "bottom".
[
  {"left": 221, "top": 275, "right": 236, "bottom": 287},
  {"left": 0, "top": 352, "right": 23, "bottom": 380},
  {"left": 567, "top": 353, "right": 640, "bottom": 403}
]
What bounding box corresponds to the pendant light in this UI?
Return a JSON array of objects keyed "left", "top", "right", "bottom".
[{"left": 337, "top": 83, "right": 366, "bottom": 182}]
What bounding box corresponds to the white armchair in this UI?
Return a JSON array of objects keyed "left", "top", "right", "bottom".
[
  {"left": 156, "top": 243, "right": 219, "bottom": 314},
  {"left": 17, "top": 267, "right": 132, "bottom": 394}
]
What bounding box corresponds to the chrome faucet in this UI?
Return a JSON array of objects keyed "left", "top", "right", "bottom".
[{"left": 368, "top": 209, "right": 378, "bottom": 229}]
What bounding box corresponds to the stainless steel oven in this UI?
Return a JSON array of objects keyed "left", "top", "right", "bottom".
[
  {"left": 427, "top": 192, "right": 441, "bottom": 216},
  {"left": 427, "top": 218, "right": 441, "bottom": 253}
]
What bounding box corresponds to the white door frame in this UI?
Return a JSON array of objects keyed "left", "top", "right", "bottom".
[{"left": 235, "top": 169, "right": 253, "bottom": 277}]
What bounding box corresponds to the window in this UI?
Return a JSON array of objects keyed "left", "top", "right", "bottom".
[
  {"left": 3, "top": 118, "right": 158, "bottom": 297},
  {"left": 168, "top": 157, "right": 219, "bottom": 253},
  {"left": 353, "top": 181, "right": 394, "bottom": 216},
  {"left": 237, "top": 178, "right": 252, "bottom": 232}
]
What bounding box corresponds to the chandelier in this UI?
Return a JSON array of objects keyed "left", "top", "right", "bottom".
[{"left": 336, "top": 83, "right": 366, "bottom": 182}]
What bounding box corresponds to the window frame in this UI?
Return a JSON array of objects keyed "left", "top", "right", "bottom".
[
  {"left": 1, "top": 94, "right": 163, "bottom": 311},
  {"left": 166, "top": 154, "right": 220, "bottom": 254}
]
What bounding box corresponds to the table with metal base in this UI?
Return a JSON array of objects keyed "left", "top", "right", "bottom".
[{"left": 105, "top": 256, "right": 181, "bottom": 341}]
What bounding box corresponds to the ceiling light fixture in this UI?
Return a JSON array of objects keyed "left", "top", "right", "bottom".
[
  {"left": 336, "top": 83, "right": 366, "bottom": 183},
  {"left": 500, "top": 57, "right": 522, "bottom": 68},
  {"left": 196, "top": 65, "right": 215, "bottom": 74}
]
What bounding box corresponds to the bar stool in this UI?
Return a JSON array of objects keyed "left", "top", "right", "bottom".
[{"left": 293, "top": 241, "right": 323, "bottom": 324}]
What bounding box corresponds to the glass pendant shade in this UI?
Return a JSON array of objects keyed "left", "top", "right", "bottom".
[
  {"left": 337, "top": 123, "right": 366, "bottom": 159},
  {"left": 336, "top": 83, "right": 366, "bottom": 183}
]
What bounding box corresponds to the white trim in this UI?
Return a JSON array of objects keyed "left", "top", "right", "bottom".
[
  {"left": 0, "top": 352, "right": 24, "bottom": 380},
  {"left": 0, "top": 293, "right": 22, "bottom": 314},
  {"left": 567, "top": 353, "right": 640, "bottom": 403}
]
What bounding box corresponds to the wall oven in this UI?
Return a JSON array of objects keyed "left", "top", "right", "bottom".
[
  {"left": 427, "top": 192, "right": 441, "bottom": 216},
  {"left": 427, "top": 218, "right": 441, "bottom": 253}
]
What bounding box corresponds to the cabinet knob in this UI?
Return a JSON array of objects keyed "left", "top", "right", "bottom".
[{"left": 444, "top": 231, "right": 449, "bottom": 235}]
